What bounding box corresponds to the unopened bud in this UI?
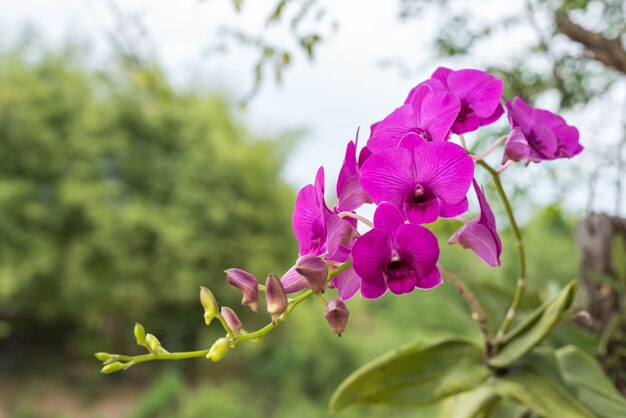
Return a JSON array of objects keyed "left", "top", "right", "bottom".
[
  {"left": 145, "top": 333, "right": 162, "bottom": 353},
  {"left": 206, "top": 337, "right": 230, "bottom": 362},
  {"left": 94, "top": 352, "right": 113, "bottom": 362},
  {"left": 324, "top": 299, "right": 350, "bottom": 337},
  {"left": 225, "top": 268, "right": 259, "bottom": 313},
  {"left": 295, "top": 254, "right": 328, "bottom": 293},
  {"left": 220, "top": 306, "right": 243, "bottom": 334},
  {"left": 200, "top": 286, "right": 220, "bottom": 325},
  {"left": 134, "top": 323, "right": 146, "bottom": 346},
  {"left": 265, "top": 274, "right": 288, "bottom": 324},
  {"left": 101, "top": 361, "right": 125, "bottom": 374}
]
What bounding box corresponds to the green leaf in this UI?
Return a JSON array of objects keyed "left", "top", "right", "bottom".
[
  {"left": 494, "top": 348, "right": 595, "bottom": 418},
  {"left": 329, "top": 337, "right": 489, "bottom": 412},
  {"left": 438, "top": 385, "right": 499, "bottom": 418},
  {"left": 490, "top": 279, "right": 576, "bottom": 368},
  {"left": 556, "top": 345, "right": 626, "bottom": 418}
]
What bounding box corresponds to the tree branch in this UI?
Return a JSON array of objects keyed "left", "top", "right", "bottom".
[{"left": 555, "top": 12, "right": 626, "bottom": 75}]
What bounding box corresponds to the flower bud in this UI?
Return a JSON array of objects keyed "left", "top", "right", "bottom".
[
  {"left": 225, "top": 268, "right": 259, "bottom": 313},
  {"left": 134, "top": 322, "right": 146, "bottom": 346},
  {"left": 100, "top": 361, "right": 125, "bottom": 374},
  {"left": 200, "top": 286, "right": 220, "bottom": 325},
  {"left": 295, "top": 254, "right": 328, "bottom": 293},
  {"left": 324, "top": 299, "right": 350, "bottom": 337},
  {"left": 220, "top": 306, "right": 243, "bottom": 334},
  {"left": 265, "top": 273, "right": 288, "bottom": 324},
  {"left": 145, "top": 333, "right": 162, "bottom": 353},
  {"left": 94, "top": 352, "right": 113, "bottom": 362},
  {"left": 206, "top": 337, "right": 230, "bottom": 362}
]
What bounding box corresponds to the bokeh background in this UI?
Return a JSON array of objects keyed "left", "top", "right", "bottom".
[{"left": 0, "top": 1, "right": 624, "bottom": 417}]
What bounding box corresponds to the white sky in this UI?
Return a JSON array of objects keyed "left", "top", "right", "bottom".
[{"left": 1, "top": 0, "right": 624, "bottom": 216}]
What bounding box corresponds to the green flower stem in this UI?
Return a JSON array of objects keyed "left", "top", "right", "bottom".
[
  {"left": 477, "top": 160, "right": 527, "bottom": 345},
  {"left": 99, "top": 260, "right": 352, "bottom": 371},
  {"left": 217, "top": 314, "right": 237, "bottom": 339}
]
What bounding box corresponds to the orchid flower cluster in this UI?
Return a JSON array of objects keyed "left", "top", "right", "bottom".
[{"left": 96, "top": 67, "right": 582, "bottom": 374}]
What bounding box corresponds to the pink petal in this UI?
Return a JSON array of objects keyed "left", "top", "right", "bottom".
[
  {"left": 373, "top": 202, "right": 405, "bottom": 236},
  {"left": 447, "top": 70, "right": 504, "bottom": 118},
  {"left": 415, "top": 267, "right": 442, "bottom": 290},
  {"left": 333, "top": 266, "right": 361, "bottom": 300},
  {"left": 337, "top": 176, "right": 371, "bottom": 212},
  {"left": 413, "top": 142, "right": 474, "bottom": 204},
  {"left": 439, "top": 197, "right": 468, "bottom": 218},
  {"left": 417, "top": 91, "right": 460, "bottom": 142},
  {"left": 404, "top": 195, "right": 441, "bottom": 224},
  {"left": 337, "top": 140, "right": 358, "bottom": 198},
  {"left": 502, "top": 127, "right": 530, "bottom": 163},
  {"left": 280, "top": 266, "right": 309, "bottom": 293},
  {"left": 326, "top": 214, "right": 358, "bottom": 262},
  {"left": 449, "top": 223, "right": 500, "bottom": 267},
  {"left": 386, "top": 264, "right": 417, "bottom": 295},
  {"left": 367, "top": 105, "right": 417, "bottom": 153},
  {"left": 360, "top": 279, "right": 387, "bottom": 299},
  {"left": 292, "top": 184, "right": 323, "bottom": 254},
  {"left": 395, "top": 224, "right": 440, "bottom": 282},
  {"left": 351, "top": 228, "right": 389, "bottom": 288},
  {"left": 359, "top": 147, "right": 415, "bottom": 208}
]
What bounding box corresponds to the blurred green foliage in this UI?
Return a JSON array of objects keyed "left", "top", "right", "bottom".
[{"left": 0, "top": 44, "right": 296, "bottom": 362}]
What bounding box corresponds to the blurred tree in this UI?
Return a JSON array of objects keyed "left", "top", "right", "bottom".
[{"left": 0, "top": 43, "right": 297, "bottom": 362}]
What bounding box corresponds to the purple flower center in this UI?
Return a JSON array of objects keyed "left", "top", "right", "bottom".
[
  {"left": 403, "top": 128, "right": 432, "bottom": 142},
  {"left": 384, "top": 250, "right": 416, "bottom": 294},
  {"left": 455, "top": 102, "right": 473, "bottom": 123},
  {"left": 411, "top": 183, "right": 432, "bottom": 205}
]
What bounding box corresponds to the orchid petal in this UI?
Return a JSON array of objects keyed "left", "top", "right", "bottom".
[
  {"left": 413, "top": 142, "right": 474, "bottom": 204},
  {"left": 352, "top": 228, "right": 389, "bottom": 288},
  {"left": 359, "top": 147, "right": 415, "bottom": 207},
  {"left": 373, "top": 202, "right": 405, "bottom": 236},
  {"left": 333, "top": 266, "right": 361, "bottom": 300}
]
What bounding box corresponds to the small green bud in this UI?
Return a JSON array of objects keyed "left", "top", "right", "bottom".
[
  {"left": 94, "top": 352, "right": 113, "bottom": 362},
  {"left": 145, "top": 333, "right": 162, "bottom": 353},
  {"left": 101, "top": 361, "right": 125, "bottom": 374},
  {"left": 206, "top": 337, "right": 230, "bottom": 362},
  {"left": 265, "top": 274, "right": 288, "bottom": 324},
  {"left": 134, "top": 322, "right": 146, "bottom": 346},
  {"left": 200, "top": 286, "right": 220, "bottom": 325}
]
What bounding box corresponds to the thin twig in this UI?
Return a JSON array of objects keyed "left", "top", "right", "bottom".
[{"left": 439, "top": 265, "right": 493, "bottom": 356}]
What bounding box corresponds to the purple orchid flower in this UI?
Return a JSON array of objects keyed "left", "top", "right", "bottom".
[
  {"left": 367, "top": 83, "right": 461, "bottom": 153},
  {"left": 336, "top": 137, "right": 372, "bottom": 212},
  {"left": 352, "top": 203, "right": 441, "bottom": 298},
  {"left": 405, "top": 68, "right": 504, "bottom": 135},
  {"left": 292, "top": 167, "right": 333, "bottom": 256},
  {"left": 448, "top": 180, "right": 502, "bottom": 267},
  {"left": 359, "top": 137, "right": 474, "bottom": 224},
  {"left": 502, "top": 97, "right": 582, "bottom": 164}
]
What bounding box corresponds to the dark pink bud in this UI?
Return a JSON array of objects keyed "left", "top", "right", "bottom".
[
  {"left": 324, "top": 299, "right": 350, "bottom": 337},
  {"left": 295, "top": 254, "right": 328, "bottom": 293},
  {"left": 220, "top": 306, "right": 243, "bottom": 334},
  {"left": 265, "top": 274, "right": 288, "bottom": 324},
  {"left": 225, "top": 268, "right": 259, "bottom": 313}
]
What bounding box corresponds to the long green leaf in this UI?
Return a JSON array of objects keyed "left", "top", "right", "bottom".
[
  {"left": 438, "top": 385, "right": 499, "bottom": 418},
  {"left": 557, "top": 345, "right": 626, "bottom": 418},
  {"left": 490, "top": 279, "right": 576, "bottom": 368},
  {"left": 495, "top": 348, "right": 595, "bottom": 418},
  {"left": 329, "top": 337, "right": 489, "bottom": 412}
]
